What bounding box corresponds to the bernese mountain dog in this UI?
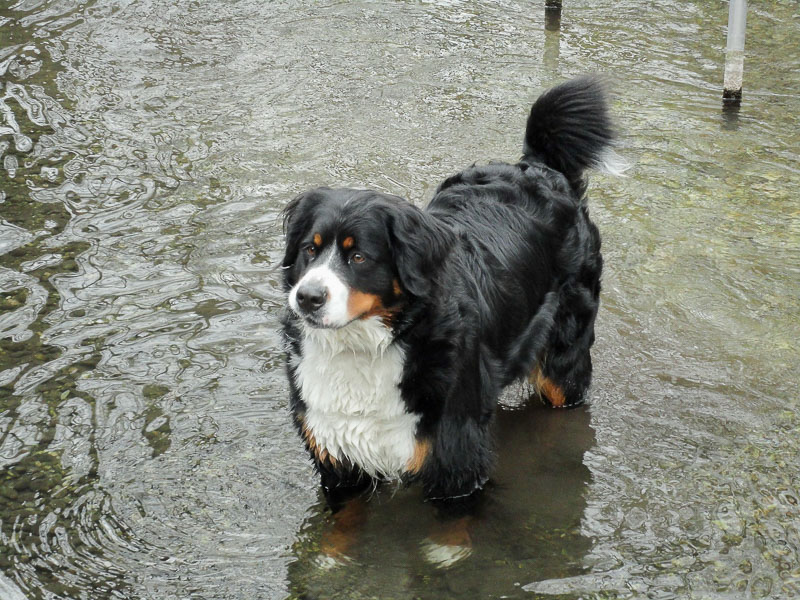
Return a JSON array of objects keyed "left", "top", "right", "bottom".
[{"left": 281, "top": 76, "right": 622, "bottom": 505}]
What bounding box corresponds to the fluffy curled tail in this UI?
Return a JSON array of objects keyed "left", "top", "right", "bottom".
[{"left": 522, "top": 76, "right": 626, "bottom": 191}]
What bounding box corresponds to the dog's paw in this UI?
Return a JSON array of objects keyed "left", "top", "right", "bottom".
[
  {"left": 420, "top": 538, "right": 472, "bottom": 569},
  {"left": 312, "top": 551, "right": 353, "bottom": 571}
]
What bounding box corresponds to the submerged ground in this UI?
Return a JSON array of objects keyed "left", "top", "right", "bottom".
[{"left": 1, "top": 1, "right": 798, "bottom": 598}]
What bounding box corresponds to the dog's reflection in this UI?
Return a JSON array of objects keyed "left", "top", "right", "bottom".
[{"left": 287, "top": 393, "right": 595, "bottom": 599}]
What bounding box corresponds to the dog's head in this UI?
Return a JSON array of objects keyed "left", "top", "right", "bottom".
[{"left": 281, "top": 187, "right": 452, "bottom": 329}]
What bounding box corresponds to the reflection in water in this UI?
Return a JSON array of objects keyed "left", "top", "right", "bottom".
[
  {"left": 287, "top": 395, "right": 594, "bottom": 600},
  {"left": 542, "top": 17, "right": 561, "bottom": 77},
  {"left": 720, "top": 99, "right": 741, "bottom": 132}
]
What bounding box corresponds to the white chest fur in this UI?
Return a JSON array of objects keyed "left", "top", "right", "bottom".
[{"left": 293, "top": 317, "right": 418, "bottom": 479}]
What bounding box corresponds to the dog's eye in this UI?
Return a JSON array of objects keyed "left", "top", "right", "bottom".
[
  {"left": 350, "top": 253, "right": 366, "bottom": 264},
  {"left": 305, "top": 245, "right": 317, "bottom": 257}
]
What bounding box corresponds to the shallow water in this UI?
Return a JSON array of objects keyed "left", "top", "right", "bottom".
[{"left": 1, "top": 0, "right": 798, "bottom": 598}]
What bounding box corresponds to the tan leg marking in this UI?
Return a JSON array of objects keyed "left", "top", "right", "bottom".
[
  {"left": 300, "top": 416, "right": 338, "bottom": 466},
  {"left": 320, "top": 496, "right": 367, "bottom": 560},
  {"left": 430, "top": 516, "right": 473, "bottom": 548},
  {"left": 406, "top": 438, "right": 431, "bottom": 475},
  {"left": 530, "top": 366, "right": 567, "bottom": 407}
]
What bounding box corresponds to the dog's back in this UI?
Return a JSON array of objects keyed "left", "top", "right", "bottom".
[{"left": 423, "top": 77, "right": 619, "bottom": 407}]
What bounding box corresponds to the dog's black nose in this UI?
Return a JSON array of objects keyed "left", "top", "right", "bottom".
[{"left": 296, "top": 284, "right": 327, "bottom": 313}]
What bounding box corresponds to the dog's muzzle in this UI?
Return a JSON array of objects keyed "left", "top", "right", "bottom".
[
  {"left": 289, "top": 263, "right": 351, "bottom": 328},
  {"left": 295, "top": 282, "right": 328, "bottom": 315}
]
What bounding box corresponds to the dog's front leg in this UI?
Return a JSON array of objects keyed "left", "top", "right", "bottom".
[
  {"left": 422, "top": 515, "right": 474, "bottom": 568},
  {"left": 421, "top": 492, "right": 484, "bottom": 568},
  {"left": 317, "top": 494, "right": 369, "bottom": 566}
]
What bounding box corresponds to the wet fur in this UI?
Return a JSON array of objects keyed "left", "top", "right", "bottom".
[{"left": 281, "top": 77, "right": 616, "bottom": 502}]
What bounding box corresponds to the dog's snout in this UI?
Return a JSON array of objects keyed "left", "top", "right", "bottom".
[{"left": 296, "top": 283, "right": 328, "bottom": 313}]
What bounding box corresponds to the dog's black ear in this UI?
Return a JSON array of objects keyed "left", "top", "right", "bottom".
[
  {"left": 387, "top": 202, "right": 454, "bottom": 299},
  {"left": 281, "top": 188, "right": 328, "bottom": 269}
]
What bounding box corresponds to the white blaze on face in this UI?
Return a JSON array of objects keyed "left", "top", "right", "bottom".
[{"left": 288, "top": 253, "right": 352, "bottom": 328}]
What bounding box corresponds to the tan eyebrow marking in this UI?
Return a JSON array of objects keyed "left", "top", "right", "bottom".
[
  {"left": 313, "top": 233, "right": 323, "bottom": 246},
  {"left": 342, "top": 236, "right": 355, "bottom": 250}
]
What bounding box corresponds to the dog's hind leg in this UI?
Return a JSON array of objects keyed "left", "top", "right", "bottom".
[
  {"left": 530, "top": 301, "right": 597, "bottom": 408},
  {"left": 531, "top": 241, "right": 601, "bottom": 407},
  {"left": 530, "top": 363, "right": 568, "bottom": 407},
  {"left": 529, "top": 347, "right": 592, "bottom": 408}
]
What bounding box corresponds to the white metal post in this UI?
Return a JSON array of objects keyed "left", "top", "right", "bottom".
[{"left": 723, "top": 0, "right": 747, "bottom": 101}]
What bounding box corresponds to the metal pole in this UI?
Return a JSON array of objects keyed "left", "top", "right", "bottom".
[
  {"left": 723, "top": 0, "right": 747, "bottom": 102},
  {"left": 545, "top": 0, "right": 562, "bottom": 32}
]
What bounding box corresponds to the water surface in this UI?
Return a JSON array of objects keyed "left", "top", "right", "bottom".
[{"left": 1, "top": 1, "right": 798, "bottom": 598}]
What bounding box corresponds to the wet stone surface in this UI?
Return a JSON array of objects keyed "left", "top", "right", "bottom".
[{"left": 1, "top": 1, "right": 799, "bottom": 599}]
